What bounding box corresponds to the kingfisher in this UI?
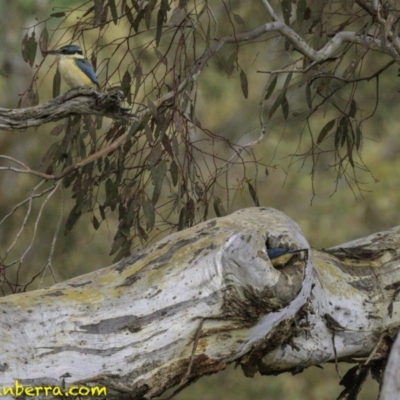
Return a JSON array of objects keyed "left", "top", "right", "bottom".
[
  {"left": 267, "top": 247, "right": 308, "bottom": 268},
  {"left": 43, "top": 44, "right": 100, "bottom": 89}
]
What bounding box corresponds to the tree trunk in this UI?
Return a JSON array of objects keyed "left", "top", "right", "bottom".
[{"left": 1, "top": 207, "right": 399, "bottom": 399}]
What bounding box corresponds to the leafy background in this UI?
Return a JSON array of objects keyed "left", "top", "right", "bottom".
[{"left": 0, "top": 0, "right": 398, "bottom": 398}]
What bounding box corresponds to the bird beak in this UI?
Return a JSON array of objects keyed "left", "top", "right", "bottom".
[{"left": 42, "top": 49, "right": 62, "bottom": 55}]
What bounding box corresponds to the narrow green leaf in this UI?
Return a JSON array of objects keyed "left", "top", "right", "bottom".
[
  {"left": 95, "top": 116, "right": 103, "bottom": 129},
  {"left": 94, "top": 0, "right": 107, "bottom": 24},
  {"left": 131, "top": 0, "right": 140, "bottom": 11},
  {"left": 53, "top": 68, "right": 61, "bottom": 98},
  {"left": 121, "top": 70, "right": 132, "bottom": 103},
  {"left": 84, "top": 115, "right": 96, "bottom": 142},
  {"left": 317, "top": 119, "right": 336, "bottom": 144},
  {"left": 334, "top": 126, "right": 341, "bottom": 148},
  {"left": 126, "top": 121, "right": 141, "bottom": 141},
  {"left": 339, "top": 117, "right": 349, "bottom": 147},
  {"left": 125, "top": 4, "right": 135, "bottom": 26},
  {"left": 349, "top": 98, "right": 357, "bottom": 118},
  {"left": 213, "top": 197, "right": 226, "bottom": 217},
  {"left": 99, "top": 204, "right": 106, "bottom": 220},
  {"left": 79, "top": 136, "right": 86, "bottom": 159},
  {"left": 178, "top": 199, "right": 195, "bottom": 231},
  {"left": 97, "top": 156, "right": 103, "bottom": 172},
  {"left": 92, "top": 215, "right": 100, "bottom": 230},
  {"left": 161, "top": 134, "right": 173, "bottom": 157},
  {"left": 269, "top": 90, "right": 286, "bottom": 119},
  {"left": 112, "top": 238, "right": 132, "bottom": 262},
  {"left": 194, "top": 182, "right": 204, "bottom": 200},
  {"left": 281, "top": 0, "right": 292, "bottom": 25},
  {"left": 296, "top": 0, "right": 307, "bottom": 26},
  {"left": 109, "top": 231, "right": 126, "bottom": 256},
  {"left": 143, "top": 198, "right": 155, "bottom": 230},
  {"left": 124, "top": 200, "right": 137, "bottom": 227},
  {"left": 347, "top": 135, "right": 355, "bottom": 168},
  {"left": 284, "top": 38, "right": 291, "bottom": 52},
  {"left": 151, "top": 159, "right": 167, "bottom": 204},
  {"left": 264, "top": 75, "right": 277, "bottom": 100},
  {"left": 41, "top": 142, "right": 59, "bottom": 166},
  {"left": 282, "top": 72, "right": 293, "bottom": 92},
  {"left": 50, "top": 12, "right": 66, "bottom": 18},
  {"left": 247, "top": 182, "right": 260, "bottom": 207},
  {"left": 144, "top": 0, "right": 155, "bottom": 29},
  {"left": 334, "top": 117, "right": 349, "bottom": 149},
  {"left": 147, "top": 97, "right": 158, "bottom": 118},
  {"left": 108, "top": 0, "right": 118, "bottom": 24},
  {"left": 355, "top": 123, "right": 362, "bottom": 150},
  {"left": 172, "top": 134, "right": 179, "bottom": 157},
  {"left": 239, "top": 68, "right": 248, "bottom": 99},
  {"left": 225, "top": 51, "right": 237, "bottom": 76},
  {"left": 105, "top": 178, "right": 118, "bottom": 206},
  {"left": 156, "top": 0, "right": 169, "bottom": 47},
  {"left": 28, "top": 88, "right": 39, "bottom": 106},
  {"left": 170, "top": 160, "right": 178, "bottom": 187},
  {"left": 202, "top": 203, "right": 209, "bottom": 222},
  {"left": 64, "top": 205, "right": 81, "bottom": 235},
  {"left": 133, "top": 9, "right": 145, "bottom": 32},
  {"left": 62, "top": 170, "right": 77, "bottom": 189},
  {"left": 21, "top": 33, "right": 29, "bottom": 63},
  {"left": 39, "top": 27, "right": 49, "bottom": 52},
  {"left": 120, "top": 0, "right": 126, "bottom": 13},
  {"left": 50, "top": 124, "right": 64, "bottom": 136},
  {"left": 233, "top": 13, "right": 244, "bottom": 25},
  {"left": 267, "top": 73, "right": 292, "bottom": 118},
  {"left": 149, "top": 143, "right": 163, "bottom": 166},
  {"left": 306, "top": 84, "right": 312, "bottom": 109},
  {"left": 137, "top": 222, "right": 148, "bottom": 241},
  {"left": 281, "top": 94, "right": 289, "bottom": 120},
  {"left": 170, "top": 6, "right": 186, "bottom": 26},
  {"left": 82, "top": 4, "right": 95, "bottom": 19},
  {"left": 178, "top": 206, "right": 186, "bottom": 231}
]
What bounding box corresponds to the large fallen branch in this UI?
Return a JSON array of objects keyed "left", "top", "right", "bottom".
[{"left": 1, "top": 207, "right": 399, "bottom": 399}]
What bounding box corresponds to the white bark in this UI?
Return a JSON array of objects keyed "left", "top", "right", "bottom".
[
  {"left": 381, "top": 331, "right": 400, "bottom": 400},
  {"left": 0, "top": 207, "right": 399, "bottom": 399}
]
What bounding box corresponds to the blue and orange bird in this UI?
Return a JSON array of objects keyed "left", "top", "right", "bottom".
[
  {"left": 43, "top": 44, "right": 100, "bottom": 89},
  {"left": 267, "top": 247, "right": 308, "bottom": 268}
]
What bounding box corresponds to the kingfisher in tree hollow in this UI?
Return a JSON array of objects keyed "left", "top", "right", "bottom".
[
  {"left": 267, "top": 247, "right": 309, "bottom": 268},
  {"left": 43, "top": 44, "right": 100, "bottom": 89}
]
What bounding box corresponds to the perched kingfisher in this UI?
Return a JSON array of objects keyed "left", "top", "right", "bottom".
[
  {"left": 43, "top": 44, "right": 100, "bottom": 89},
  {"left": 267, "top": 247, "right": 308, "bottom": 268}
]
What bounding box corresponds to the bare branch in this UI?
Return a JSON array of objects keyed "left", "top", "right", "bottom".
[
  {"left": 194, "top": 22, "right": 400, "bottom": 83},
  {"left": 0, "top": 89, "right": 129, "bottom": 131},
  {"left": 260, "top": 0, "right": 282, "bottom": 22}
]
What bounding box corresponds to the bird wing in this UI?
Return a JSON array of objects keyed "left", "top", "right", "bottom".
[
  {"left": 267, "top": 248, "right": 288, "bottom": 259},
  {"left": 267, "top": 248, "right": 308, "bottom": 260},
  {"left": 75, "top": 58, "right": 99, "bottom": 85}
]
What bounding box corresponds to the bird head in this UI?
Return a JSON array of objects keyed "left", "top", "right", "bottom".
[{"left": 43, "top": 44, "right": 84, "bottom": 58}]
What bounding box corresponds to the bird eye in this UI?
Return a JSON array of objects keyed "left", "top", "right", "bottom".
[{"left": 77, "top": 50, "right": 83, "bottom": 55}]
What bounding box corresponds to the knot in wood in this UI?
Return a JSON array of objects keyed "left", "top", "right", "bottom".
[{"left": 96, "top": 89, "right": 125, "bottom": 112}]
